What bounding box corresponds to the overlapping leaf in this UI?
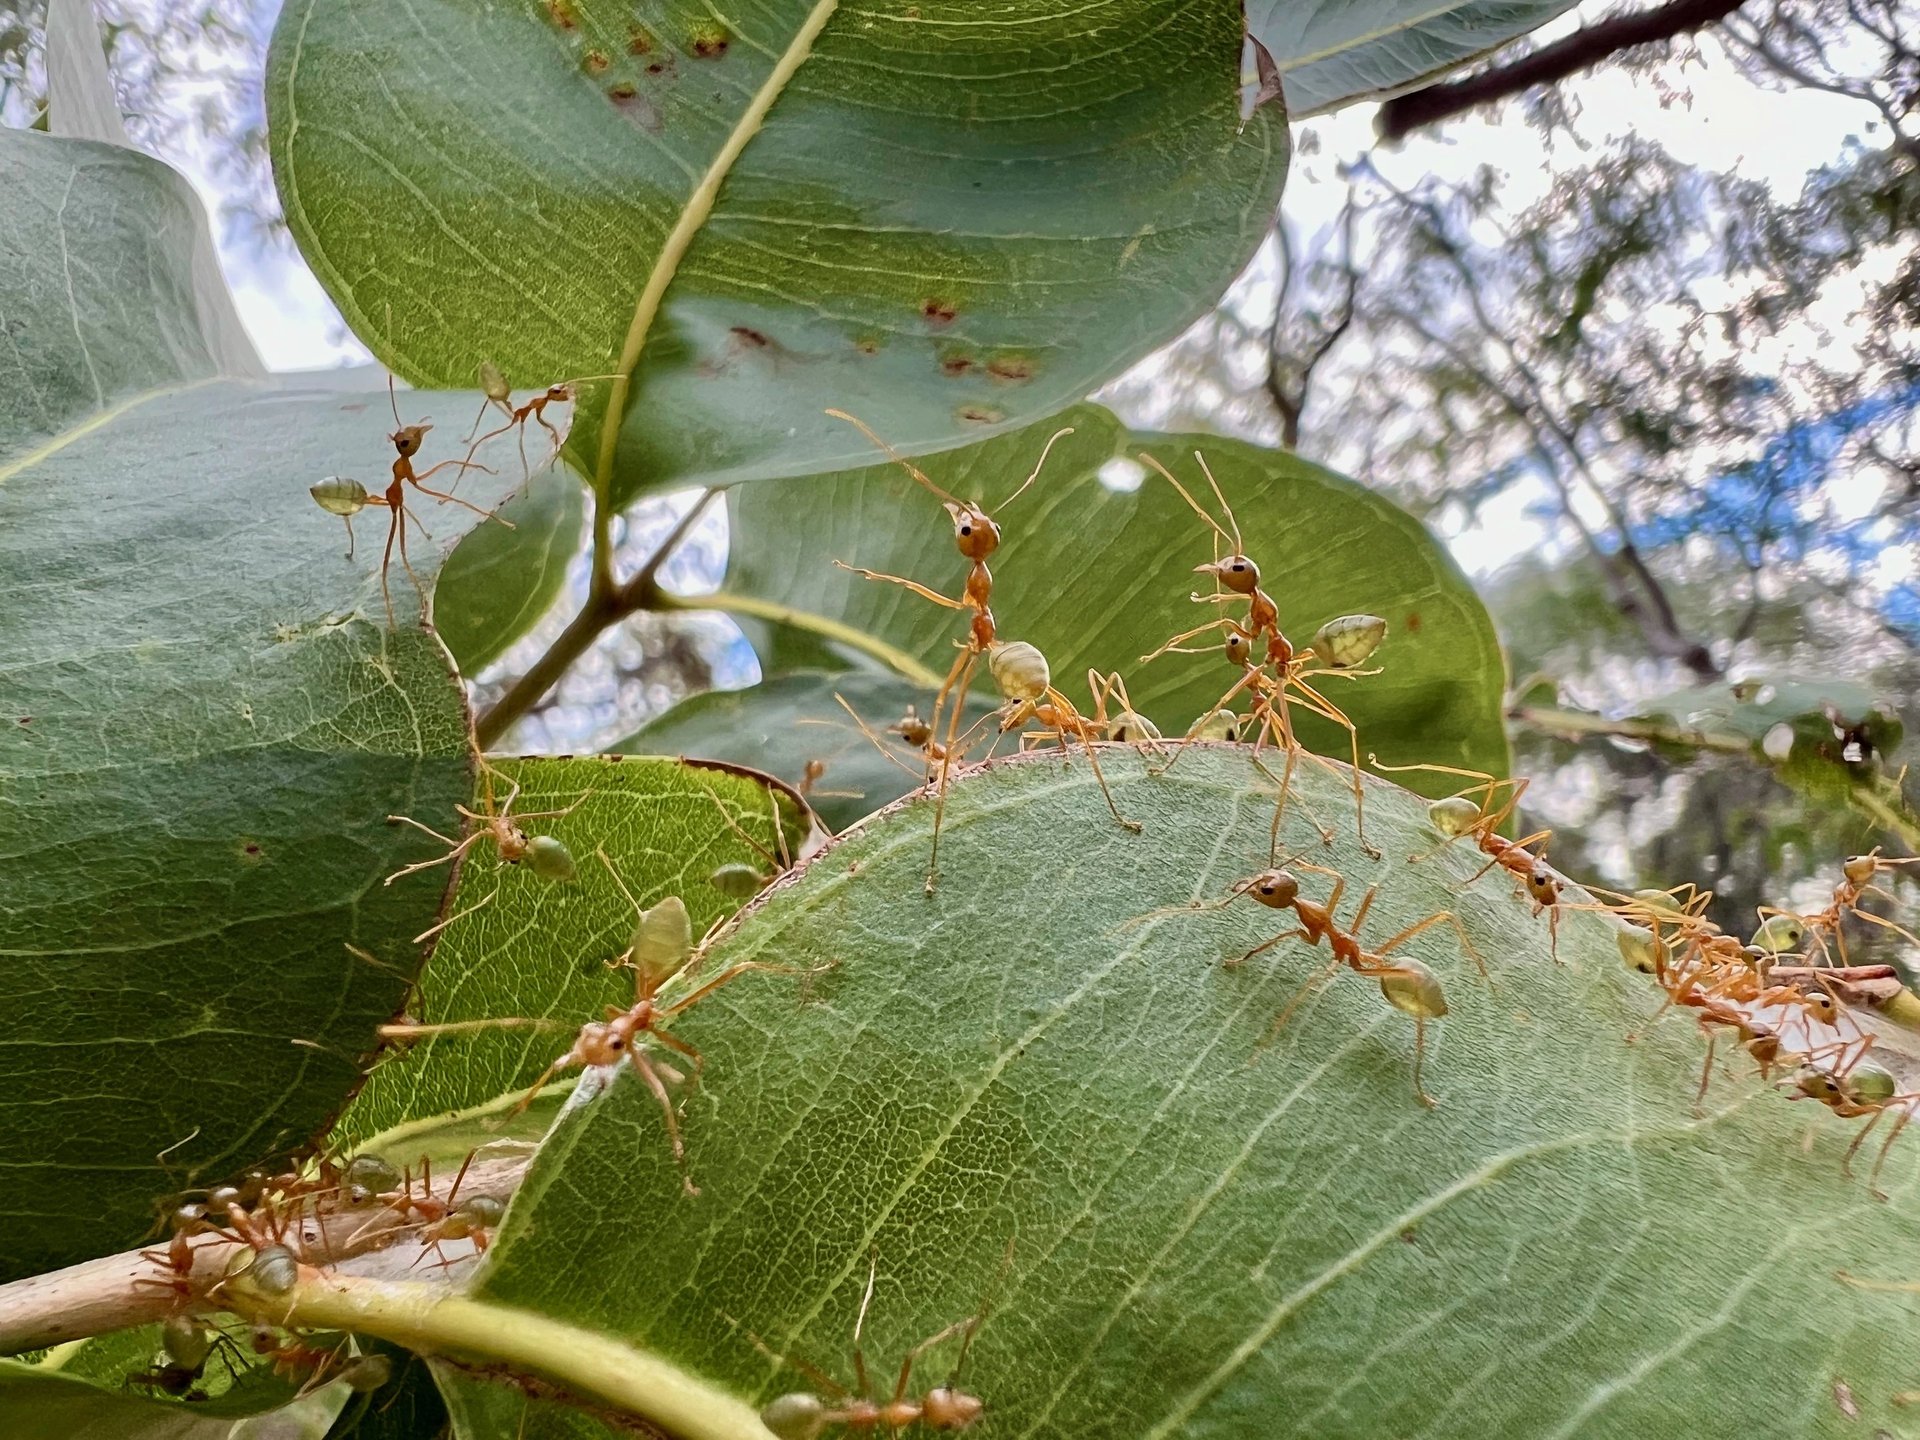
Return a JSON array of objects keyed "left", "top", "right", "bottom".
[
  {"left": 333, "top": 756, "right": 807, "bottom": 1151},
  {"left": 459, "top": 748, "right": 1920, "bottom": 1438},
  {"left": 266, "top": 0, "right": 1286, "bottom": 505},
  {"left": 617, "top": 670, "right": 997, "bottom": 832},
  {"left": 725, "top": 405, "right": 1510, "bottom": 796},
  {"left": 0, "top": 129, "right": 517, "bottom": 1279}
]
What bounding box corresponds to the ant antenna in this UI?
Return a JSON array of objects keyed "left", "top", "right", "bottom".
[
  {"left": 1139, "top": 454, "right": 1235, "bottom": 552},
  {"left": 827, "top": 409, "right": 964, "bottom": 507},
  {"left": 1192, "top": 451, "right": 1243, "bottom": 554},
  {"left": 595, "top": 846, "right": 647, "bottom": 927},
  {"left": 995, "top": 426, "right": 1075, "bottom": 512}
]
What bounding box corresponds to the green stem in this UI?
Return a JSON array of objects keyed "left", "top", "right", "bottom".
[
  {"left": 234, "top": 1271, "right": 769, "bottom": 1440},
  {"left": 659, "top": 590, "right": 944, "bottom": 687}
]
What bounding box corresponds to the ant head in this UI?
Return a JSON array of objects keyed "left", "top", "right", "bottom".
[
  {"left": 1194, "top": 554, "right": 1260, "bottom": 594},
  {"left": 1802, "top": 990, "right": 1839, "bottom": 1026},
  {"left": 1525, "top": 864, "right": 1558, "bottom": 906},
  {"left": 1247, "top": 870, "right": 1298, "bottom": 909},
  {"left": 922, "top": 1387, "right": 984, "bottom": 1429},
  {"left": 497, "top": 822, "right": 530, "bottom": 861},
  {"left": 1842, "top": 853, "right": 1879, "bottom": 887},
  {"left": 892, "top": 707, "right": 933, "bottom": 748},
  {"left": 943, "top": 501, "right": 1000, "bottom": 561},
  {"left": 392, "top": 424, "right": 431, "bottom": 457},
  {"left": 545, "top": 383, "right": 573, "bottom": 403},
  {"left": 1795, "top": 1066, "right": 1845, "bottom": 1104},
  {"left": 1222, "top": 630, "right": 1253, "bottom": 668}
]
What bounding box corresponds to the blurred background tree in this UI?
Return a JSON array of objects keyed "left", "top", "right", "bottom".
[{"left": 9, "top": 0, "right": 1915, "bottom": 938}]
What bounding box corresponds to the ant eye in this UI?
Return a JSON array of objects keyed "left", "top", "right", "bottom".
[{"left": 959, "top": 524, "right": 972, "bottom": 535}]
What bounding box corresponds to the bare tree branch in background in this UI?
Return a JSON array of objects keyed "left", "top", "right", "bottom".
[
  {"left": 1265, "top": 185, "right": 1363, "bottom": 448},
  {"left": 1376, "top": 0, "right": 1751, "bottom": 140}
]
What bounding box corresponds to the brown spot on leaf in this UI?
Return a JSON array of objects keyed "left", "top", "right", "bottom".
[
  {"left": 986, "top": 354, "right": 1035, "bottom": 383},
  {"left": 627, "top": 25, "right": 654, "bottom": 54},
  {"left": 940, "top": 354, "right": 974, "bottom": 377},
  {"left": 607, "top": 82, "right": 662, "bottom": 130},
  {"left": 731, "top": 326, "right": 771, "bottom": 349},
  {"left": 646, "top": 60, "right": 667, "bottom": 74},
  {"left": 957, "top": 405, "right": 1003, "bottom": 425},
  {"left": 544, "top": 0, "right": 579, "bottom": 29},
  {"left": 238, "top": 839, "right": 266, "bottom": 864},
  {"left": 921, "top": 298, "right": 958, "bottom": 325},
  {"left": 1404, "top": 611, "right": 1422, "bottom": 633},
  {"left": 583, "top": 47, "right": 610, "bottom": 73},
  {"left": 690, "top": 23, "right": 730, "bottom": 57},
  {"left": 853, "top": 334, "right": 883, "bottom": 355}
]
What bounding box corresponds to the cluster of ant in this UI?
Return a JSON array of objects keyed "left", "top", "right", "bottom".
[
  {"left": 133, "top": 1151, "right": 502, "bottom": 1402},
  {"left": 282, "top": 394, "right": 1920, "bottom": 1434},
  {"left": 307, "top": 363, "right": 593, "bottom": 625}
]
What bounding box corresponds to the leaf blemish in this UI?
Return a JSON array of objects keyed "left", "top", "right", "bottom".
[
  {"left": 921, "top": 298, "right": 958, "bottom": 325},
  {"left": 583, "top": 47, "right": 611, "bottom": 73},
  {"left": 731, "top": 326, "right": 772, "bottom": 349},
  {"left": 957, "top": 405, "right": 1003, "bottom": 425},
  {"left": 544, "top": 0, "right": 579, "bottom": 29},
  {"left": 941, "top": 354, "right": 974, "bottom": 377},
  {"left": 627, "top": 24, "right": 654, "bottom": 53},
  {"left": 986, "top": 355, "right": 1035, "bottom": 383},
  {"left": 690, "top": 23, "right": 730, "bottom": 57},
  {"left": 1405, "top": 611, "right": 1423, "bottom": 633}
]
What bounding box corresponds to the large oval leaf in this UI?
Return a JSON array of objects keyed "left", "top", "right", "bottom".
[
  {"left": 0, "top": 129, "right": 517, "bottom": 1279},
  {"left": 435, "top": 464, "right": 586, "bottom": 675},
  {"left": 265, "top": 0, "right": 1287, "bottom": 504},
  {"left": 457, "top": 748, "right": 1920, "bottom": 1438},
  {"left": 724, "top": 405, "right": 1510, "bottom": 791}
]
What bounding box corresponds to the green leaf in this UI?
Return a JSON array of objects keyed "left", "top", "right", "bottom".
[
  {"left": 0, "top": 129, "right": 519, "bottom": 1279},
  {"left": 0, "top": 1355, "right": 331, "bottom": 1439},
  {"left": 462, "top": 748, "right": 1920, "bottom": 1438},
  {"left": 331, "top": 756, "right": 805, "bottom": 1152},
  {"left": 615, "top": 670, "right": 997, "bottom": 832},
  {"left": 265, "top": 0, "right": 1287, "bottom": 503},
  {"left": 1250, "top": 0, "right": 1580, "bottom": 116},
  {"left": 436, "top": 465, "right": 586, "bottom": 675},
  {"left": 723, "top": 405, "right": 1510, "bottom": 795}
]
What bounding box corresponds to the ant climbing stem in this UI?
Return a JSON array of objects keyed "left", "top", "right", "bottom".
[
  {"left": 825, "top": 409, "right": 1075, "bottom": 890},
  {"left": 1135, "top": 451, "right": 1386, "bottom": 860},
  {"left": 758, "top": 1243, "right": 1010, "bottom": 1439}
]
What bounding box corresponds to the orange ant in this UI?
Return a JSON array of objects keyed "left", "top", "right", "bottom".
[
  {"left": 987, "top": 641, "right": 1141, "bottom": 836},
  {"left": 1142, "top": 862, "right": 1482, "bottom": 1106},
  {"left": 1791, "top": 1059, "right": 1915, "bottom": 1200},
  {"left": 1757, "top": 849, "right": 1920, "bottom": 965},
  {"left": 461, "top": 363, "right": 620, "bottom": 482},
  {"left": 826, "top": 409, "right": 1073, "bottom": 889},
  {"left": 382, "top": 859, "right": 805, "bottom": 1196},
  {"left": 1137, "top": 452, "right": 1385, "bottom": 859},
  {"left": 1372, "top": 761, "right": 1568, "bottom": 960},
  {"left": 758, "top": 1252, "right": 995, "bottom": 1439},
  {"left": 384, "top": 753, "right": 581, "bottom": 890}
]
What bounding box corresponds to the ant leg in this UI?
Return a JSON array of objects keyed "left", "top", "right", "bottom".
[
  {"left": 926, "top": 649, "right": 982, "bottom": 894},
  {"left": 1140, "top": 617, "right": 1239, "bottom": 665},
  {"left": 377, "top": 503, "right": 402, "bottom": 628},
  {"left": 832, "top": 694, "right": 925, "bottom": 780},
  {"left": 1045, "top": 689, "right": 1140, "bottom": 833},
  {"left": 1408, "top": 1012, "right": 1435, "bottom": 1108},
  {"left": 1289, "top": 676, "right": 1378, "bottom": 860},
  {"left": 1259, "top": 959, "right": 1342, "bottom": 1048},
  {"left": 412, "top": 889, "right": 496, "bottom": 946},
  {"left": 393, "top": 498, "right": 430, "bottom": 623},
  {"left": 891, "top": 1317, "right": 980, "bottom": 1405},
  {"left": 1866, "top": 1108, "right": 1913, "bottom": 1201},
  {"left": 1157, "top": 666, "right": 1262, "bottom": 776},
  {"left": 383, "top": 829, "right": 482, "bottom": 885},
  {"left": 832, "top": 562, "right": 971, "bottom": 613},
  {"left": 629, "top": 1051, "right": 696, "bottom": 1197},
  {"left": 1229, "top": 927, "right": 1309, "bottom": 969},
  {"left": 1370, "top": 909, "right": 1488, "bottom": 983}
]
